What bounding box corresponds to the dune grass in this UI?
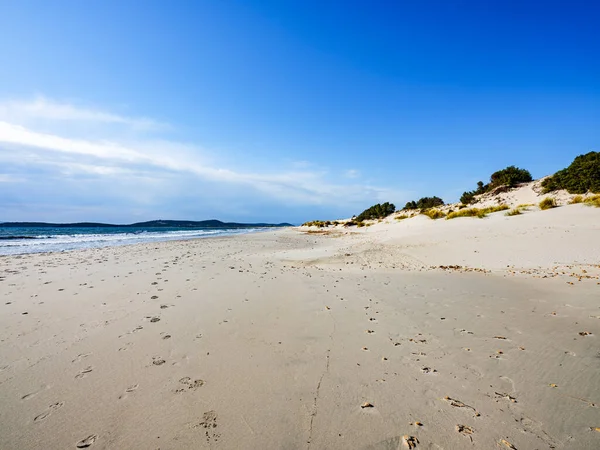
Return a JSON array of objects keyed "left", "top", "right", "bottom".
[
  {"left": 583, "top": 194, "right": 600, "bottom": 207},
  {"left": 446, "top": 204, "right": 509, "bottom": 220},
  {"left": 539, "top": 197, "right": 557, "bottom": 210},
  {"left": 446, "top": 208, "right": 486, "bottom": 219},
  {"left": 568, "top": 194, "right": 600, "bottom": 207},
  {"left": 569, "top": 195, "right": 583, "bottom": 204},
  {"left": 505, "top": 208, "right": 522, "bottom": 216},
  {"left": 395, "top": 214, "right": 409, "bottom": 221},
  {"left": 421, "top": 208, "right": 446, "bottom": 220}
]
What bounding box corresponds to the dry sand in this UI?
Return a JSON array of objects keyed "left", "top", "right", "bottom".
[{"left": 1, "top": 204, "right": 600, "bottom": 449}]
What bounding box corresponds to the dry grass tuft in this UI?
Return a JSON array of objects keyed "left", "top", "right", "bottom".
[
  {"left": 505, "top": 208, "right": 522, "bottom": 216},
  {"left": 569, "top": 195, "right": 584, "bottom": 204},
  {"left": 539, "top": 197, "right": 557, "bottom": 210},
  {"left": 583, "top": 194, "right": 600, "bottom": 207},
  {"left": 421, "top": 209, "right": 446, "bottom": 220},
  {"left": 446, "top": 204, "right": 509, "bottom": 220}
]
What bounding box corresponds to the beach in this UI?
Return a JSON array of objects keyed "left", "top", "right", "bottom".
[{"left": 1, "top": 204, "right": 599, "bottom": 449}]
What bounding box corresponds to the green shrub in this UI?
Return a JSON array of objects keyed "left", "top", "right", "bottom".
[
  {"left": 355, "top": 202, "right": 396, "bottom": 221},
  {"left": 542, "top": 151, "right": 600, "bottom": 194},
  {"left": 460, "top": 181, "right": 487, "bottom": 204},
  {"left": 489, "top": 166, "right": 533, "bottom": 188},
  {"left": 302, "top": 220, "right": 331, "bottom": 227},
  {"left": 404, "top": 196, "right": 445, "bottom": 210},
  {"left": 421, "top": 208, "right": 446, "bottom": 220},
  {"left": 539, "top": 198, "right": 557, "bottom": 210},
  {"left": 395, "top": 215, "right": 409, "bottom": 221},
  {"left": 460, "top": 167, "right": 532, "bottom": 204}
]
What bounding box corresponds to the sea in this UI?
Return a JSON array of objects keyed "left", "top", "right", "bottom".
[{"left": 0, "top": 226, "right": 267, "bottom": 256}]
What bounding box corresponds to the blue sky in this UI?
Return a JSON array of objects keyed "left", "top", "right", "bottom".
[{"left": 0, "top": 1, "right": 598, "bottom": 224}]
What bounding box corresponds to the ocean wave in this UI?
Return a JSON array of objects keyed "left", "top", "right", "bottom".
[{"left": 0, "top": 227, "right": 265, "bottom": 255}]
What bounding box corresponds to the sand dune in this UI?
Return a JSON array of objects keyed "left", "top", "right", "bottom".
[{"left": 1, "top": 204, "right": 599, "bottom": 449}]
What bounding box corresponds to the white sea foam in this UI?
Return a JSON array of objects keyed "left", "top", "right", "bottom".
[{"left": 0, "top": 228, "right": 264, "bottom": 255}]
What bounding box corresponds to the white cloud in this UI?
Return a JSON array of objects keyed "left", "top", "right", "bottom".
[
  {"left": 345, "top": 169, "right": 360, "bottom": 178},
  {"left": 0, "top": 174, "right": 25, "bottom": 183},
  {"left": 0, "top": 96, "right": 168, "bottom": 132},
  {"left": 0, "top": 98, "right": 404, "bottom": 212}
]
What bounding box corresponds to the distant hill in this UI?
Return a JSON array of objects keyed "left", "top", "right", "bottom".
[{"left": 0, "top": 219, "right": 293, "bottom": 228}]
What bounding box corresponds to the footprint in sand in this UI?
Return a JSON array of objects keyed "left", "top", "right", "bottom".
[
  {"left": 443, "top": 396, "right": 480, "bottom": 417},
  {"left": 192, "top": 410, "right": 220, "bottom": 443},
  {"left": 175, "top": 377, "right": 205, "bottom": 393},
  {"left": 21, "top": 385, "right": 49, "bottom": 400},
  {"left": 456, "top": 424, "right": 475, "bottom": 442},
  {"left": 118, "top": 384, "right": 139, "bottom": 400},
  {"left": 75, "top": 367, "right": 93, "bottom": 379},
  {"left": 152, "top": 357, "right": 166, "bottom": 366},
  {"left": 33, "top": 401, "right": 64, "bottom": 423},
  {"left": 71, "top": 353, "right": 92, "bottom": 363},
  {"left": 76, "top": 434, "right": 97, "bottom": 448}
]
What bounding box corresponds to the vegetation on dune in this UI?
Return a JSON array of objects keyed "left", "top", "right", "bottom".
[
  {"left": 583, "top": 194, "right": 600, "bottom": 207},
  {"left": 447, "top": 208, "right": 486, "bottom": 219},
  {"left": 307, "top": 154, "right": 600, "bottom": 226},
  {"left": 403, "top": 196, "right": 445, "bottom": 210},
  {"left": 446, "top": 204, "right": 509, "bottom": 220},
  {"left": 460, "top": 166, "right": 533, "bottom": 204},
  {"left": 355, "top": 202, "right": 396, "bottom": 222},
  {"left": 569, "top": 194, "right": 600, "bottom": 207},
  {"left": 505, "top": 208, "right": 522, "bottom": 216},
  {"left": 539, "top": 198, "right": 557, "bottom": 210},
  {"left": 421, "top": 208, "right": 446, "bottom": 220},
  {"left": 569, "top": 195, "right": 583, "bottom": 204},
  {"left": 489, "top": 166, "right": 533, "bottom": 188},
  {"left": 506, "top": 203, "right": 535, "bottom": 216},
  {"left": 542, "top": 151, "right": 600, "bottom": 194},
  {"left": 301, "top": 220, "right": 341, "bottom": 227}
]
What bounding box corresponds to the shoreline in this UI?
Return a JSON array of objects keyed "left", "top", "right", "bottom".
[{"left": 0, "top": 227, "right": 282, "bottom": 257}]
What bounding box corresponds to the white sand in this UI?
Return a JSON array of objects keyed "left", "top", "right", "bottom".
[{"left": 1, "top": 204, "right": 600, "bottom": 449}]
